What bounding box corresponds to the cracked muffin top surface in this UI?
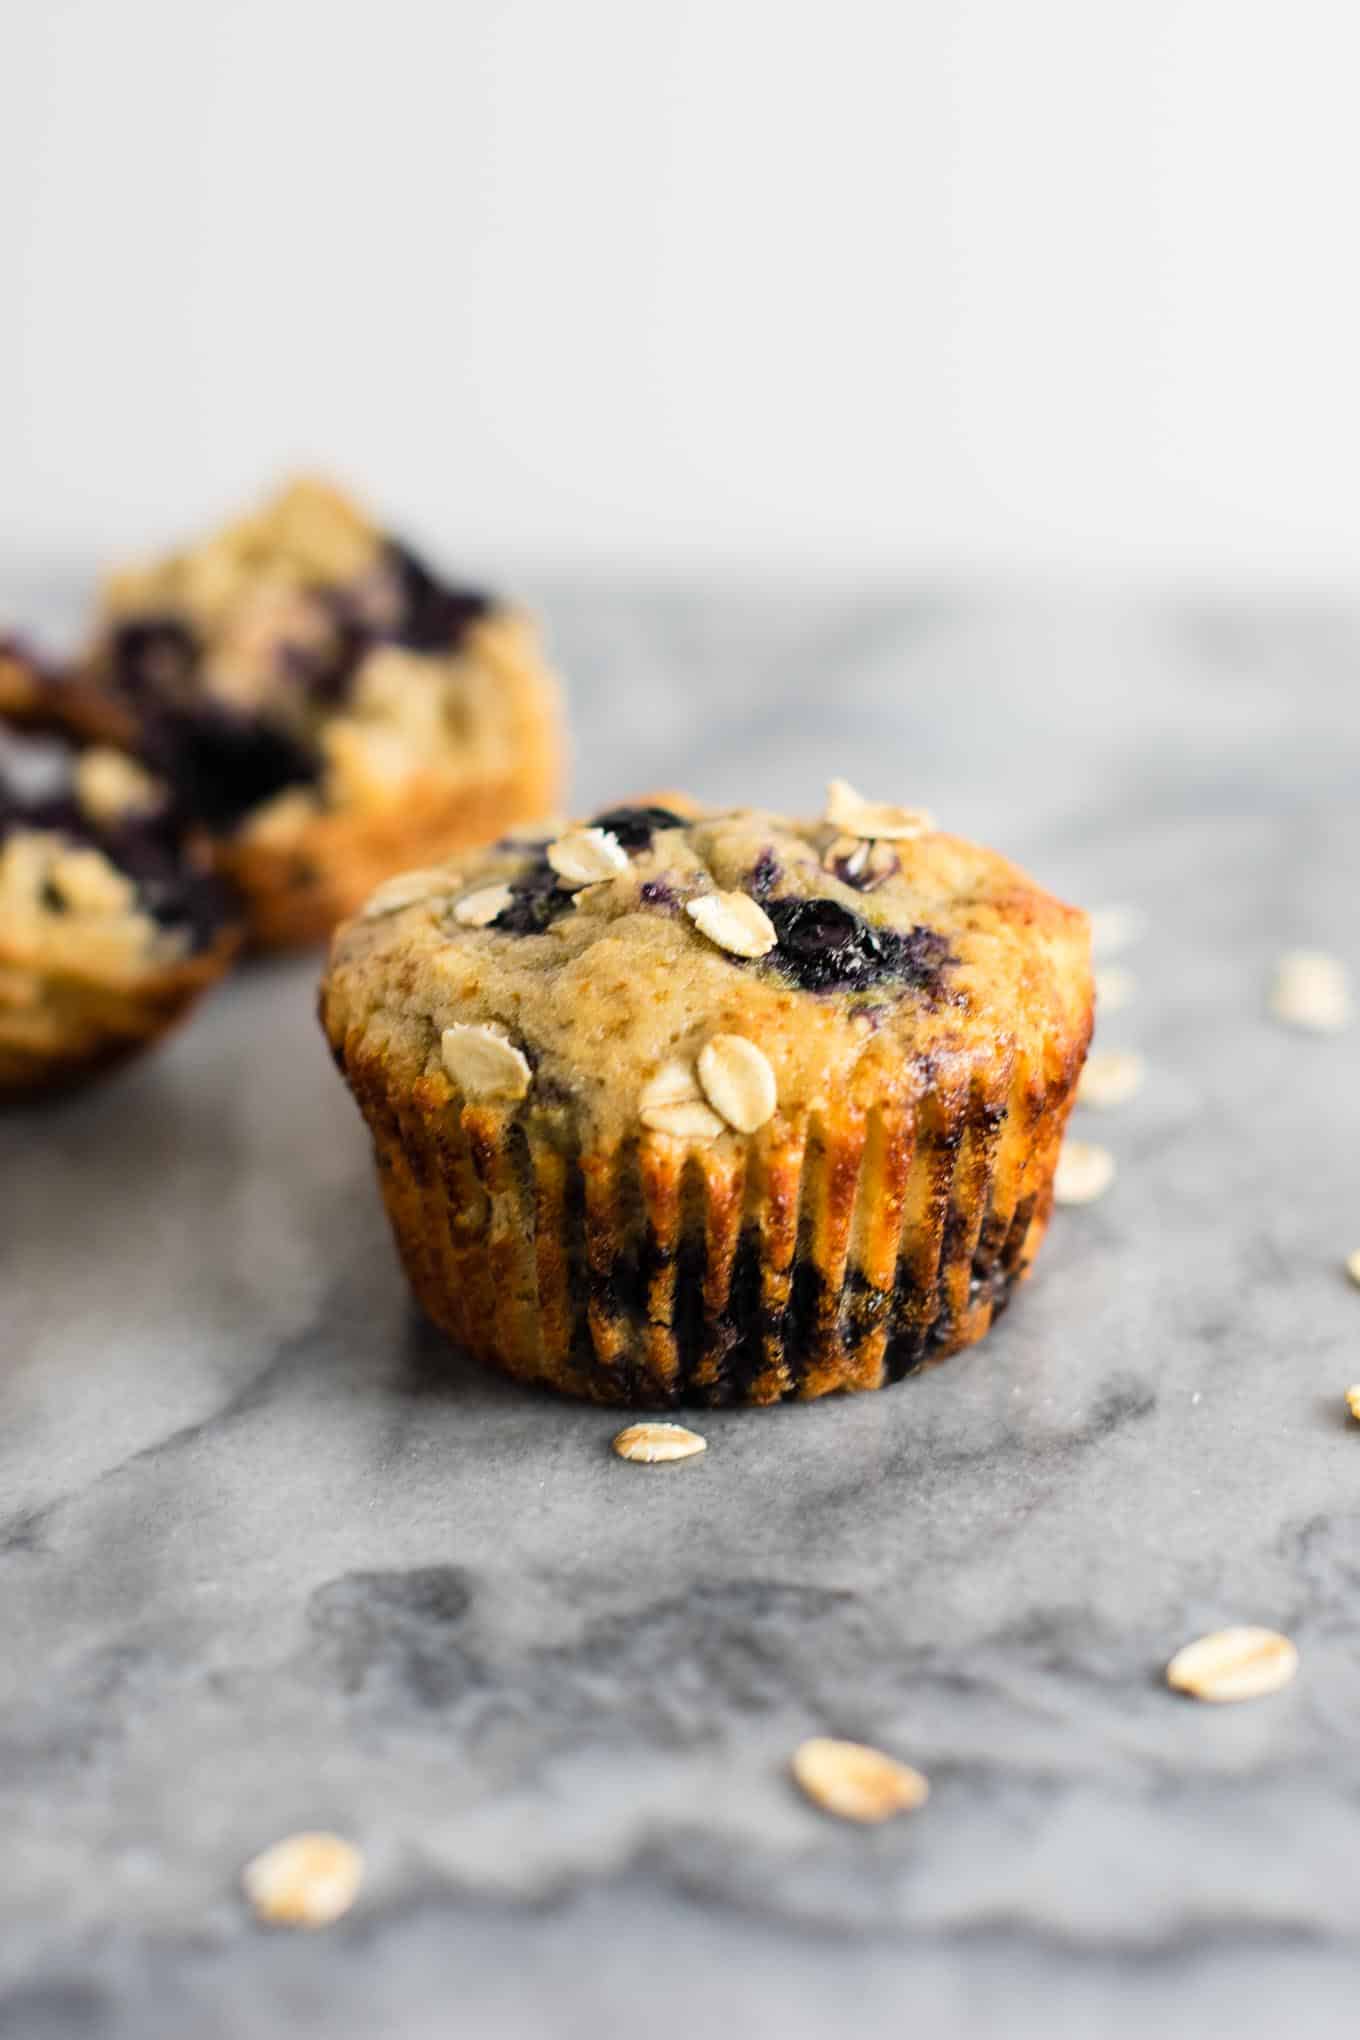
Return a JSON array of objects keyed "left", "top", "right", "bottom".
[
  {"left": 322, "top": 787, "right": 1093, "bottom": 1145},
  {"left": 86, "top": 476, "right": 540, "bottom": 836}
]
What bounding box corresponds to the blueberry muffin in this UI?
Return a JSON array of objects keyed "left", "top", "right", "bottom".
[
  {"left": 84, "top": 478, "right": 563, "bottom": 949},
  {"left": 0, "top": 641, "right": 239, "bottom": 1098},
  {"left": 320, "top": 784, "right": 1093, "bottom": 1405}
]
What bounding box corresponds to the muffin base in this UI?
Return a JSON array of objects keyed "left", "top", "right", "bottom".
[
  {"left": 224, "top": 622, "right": 562, "bottom": 950},
  {"left": 0, "top": 927, "right": 240, "bottom": 1101},
  {"left": 330, "top": 1018, "right": 1086, "bottom": 1407}
]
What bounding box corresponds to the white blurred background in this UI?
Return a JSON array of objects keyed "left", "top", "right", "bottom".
[{"left": 3, "top": 0, "right": 1358, "bottom": 587}]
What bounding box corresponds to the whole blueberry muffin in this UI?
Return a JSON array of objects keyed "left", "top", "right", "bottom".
[
  {"left": 84, "top": 478, "right": 563, "bottom": 949},
  {"left": 320, "top": 784, "right": 1093, "bottom": 1406},
  {"left": 0, "top": 641, "right": 239, "bottom": 1098}
]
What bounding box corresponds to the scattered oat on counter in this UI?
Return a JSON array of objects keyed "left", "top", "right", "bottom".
[
  {"left": 791, "top": 1737, "right": 929, "bottom": 1823},
  {"left": 1165, "top": 1627, "right": 1298, "bottom": 1703},
  {"left": 612, "top": 1421, "right": 708, "bottom": 1464},
  {"left": 1053, "top": 1140, "right": 1115, "bottom": 1206},
  {"left": 242, "top": 1832, "right": 363, "bottom": 1927},
  {"left": 1077, "top": 1050, "right": 1145, "bottom": 1109},
  {"left": 1269, "top": 951, "right": 1352, "bottom": 1033}
]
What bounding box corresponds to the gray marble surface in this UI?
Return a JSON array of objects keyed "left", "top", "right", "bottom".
[{"left": 3, "top": 587, "right": 1359, "bottom": 2038}]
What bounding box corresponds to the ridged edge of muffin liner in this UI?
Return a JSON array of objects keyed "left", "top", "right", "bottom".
[{"left": 329, "top": 1019, "right": 1084, "bottom": 1406}]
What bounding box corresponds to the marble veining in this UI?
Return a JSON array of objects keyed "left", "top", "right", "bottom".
[{"left": 2, "top": 586, "right": 1359, "bottom": 2037}]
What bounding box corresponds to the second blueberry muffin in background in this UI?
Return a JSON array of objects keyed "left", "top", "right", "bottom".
[
  {"left": 321, "top": 786, "right": 1093, "bottom": 1406},
  {"left": 84, "top": 478, "right": 563, "bottom": 948},
  {"left": 0, "top": 641, "right": 239, "bottom": 1097}
]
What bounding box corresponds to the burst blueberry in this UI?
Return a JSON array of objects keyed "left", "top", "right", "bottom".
[
  {"left": 137, "top": 702, "right": 320, "bottom": 832},
  {"left": 587, "top": 805, "right": 687, "bottom": 852},
  {"left": 766, "top": 895, "right": 950, "bottom": 995},
  {"left": 749, "top": 849, "right": 783, "bottom": 900},
  {"left": 491, "top": 857, "right": 576, "bottom": 936},
  {"left": 383, "top": 543, "right": 493, "bottom": 653}
]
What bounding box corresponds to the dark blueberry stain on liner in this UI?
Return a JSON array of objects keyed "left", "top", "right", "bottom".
[{"left": 587, "top": 1225, "right": 1019, "bottom": 1407}]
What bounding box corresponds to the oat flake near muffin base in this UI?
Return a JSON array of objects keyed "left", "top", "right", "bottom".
[{"left": 321, "top": 801, "right": 1093, "bottom": 1405}]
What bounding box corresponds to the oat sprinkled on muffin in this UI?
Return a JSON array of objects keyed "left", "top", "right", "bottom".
[{"left": 320, "top": 790, "right": 1093, "bottom": 1404}]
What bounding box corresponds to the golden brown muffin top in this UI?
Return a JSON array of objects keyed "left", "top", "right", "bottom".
[{"left": 322, "top": 788, "right": 1092, "bottom": 1149}]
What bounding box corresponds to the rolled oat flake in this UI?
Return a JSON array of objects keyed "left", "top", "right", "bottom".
[{"left": 1165, "top": 1627, "right": 1298, "bottom": 1703}]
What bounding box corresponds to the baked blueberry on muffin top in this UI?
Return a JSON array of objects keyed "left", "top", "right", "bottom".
[
  {"left": 0, "top": 641, "right": 238, "bottom": 1097},
  {"left": 321, "top": 784, "right": 1094, "bottom": 1406},
  {"left": 85, "top": 478, "right": 563, "bottom": 948}
]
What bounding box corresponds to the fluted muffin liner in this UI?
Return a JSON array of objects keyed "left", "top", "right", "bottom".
[{"left": 330, "top": 1016, "right": 1083, "bottom": 1406}]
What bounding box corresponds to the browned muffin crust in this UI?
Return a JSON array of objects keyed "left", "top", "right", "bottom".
[{"left": 320, "top": 792, "right": 1094, "bottom": 1405}]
